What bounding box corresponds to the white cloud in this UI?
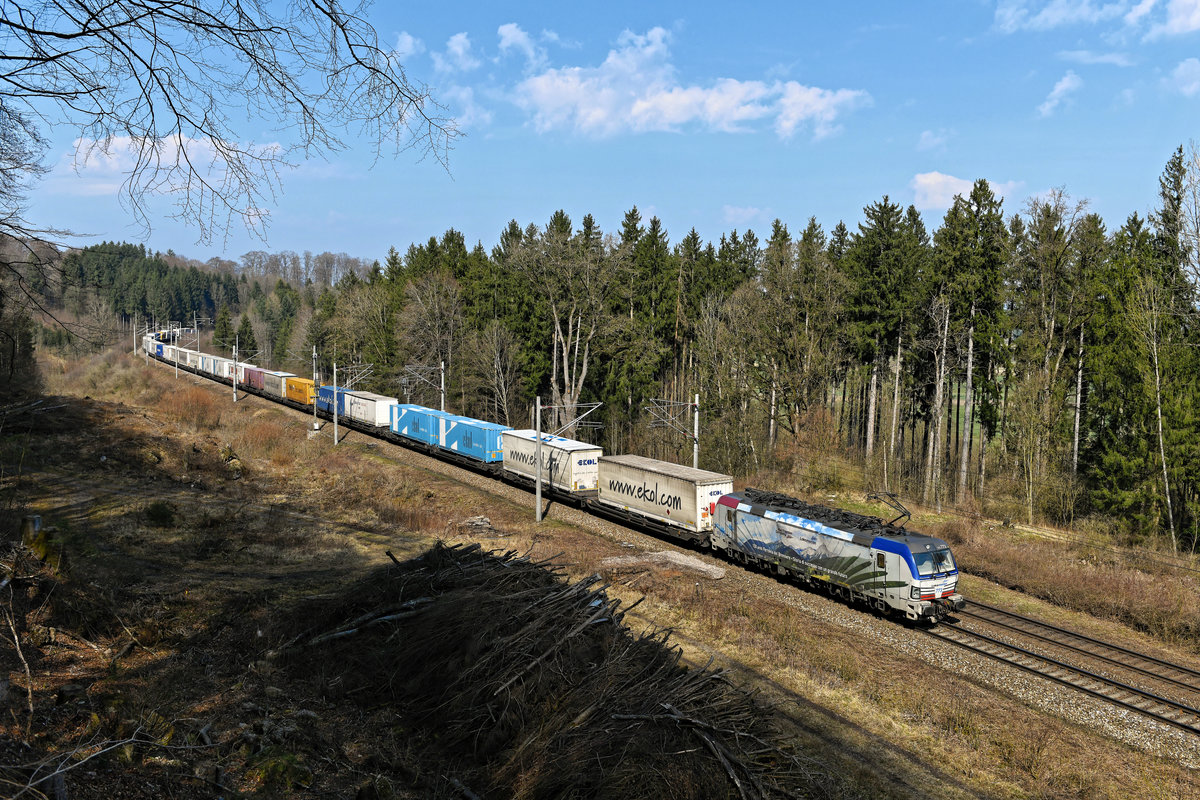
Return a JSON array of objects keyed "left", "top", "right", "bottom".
[
  {"left": 1057, "top": 49, "right": 1133, "bottom": 65},
  {"left": 48, "top": 134, "right": 275, "bottom": 198},
  {"left": 394, "top": 31, "right": 425, "bottom": 59},
  {"left": 632, "top": 79, "right": 775, "bottom": 133},
  {"left": 995, "top": 0, "right": 1127, "bottom": 32},
  {"left": 911, "top": 172, "right": 973, "bottom": 210},
  {"left": 1171, "top": 57, "right": 1200, "bottom": 95},
  {"left": 1125, "top": 0, "right": 1158, "bottom": 25},
  {"left": 513, "top": 28, "right": 869, "bottom": 140},
  {"left": 498, "top": 23, "right": 546, "bottom": 71},
  {"left": 911, "top": 173, "right": 1024, "bottom": 212},
  {"left": 1148, "top": 0, "right": 1200, "bottom": 36},
  {"left": 443, "top": 85, "right": 493, "bottom": 128},
  {"left": 775, "top": 82, "right": 871, "bottom": 139},
  {"left": 433, "top": 32, "right": 480, "bottom": 73},
  {"left": 917, "top": 129, "right": 953, "bottom": 150},
  {"left": 722, "top": 205, "right": 763, "bottom": 225},
  {"left": 1038, "top": 70, "right": 1083, "bottom": 116}
]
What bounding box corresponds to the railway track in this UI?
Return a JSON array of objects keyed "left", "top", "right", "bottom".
[{"left": 928, "top": 603, "right": 1200, "bottom": 735}]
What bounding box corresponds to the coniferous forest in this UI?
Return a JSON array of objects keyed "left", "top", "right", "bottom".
[{"left": 20, "top": 147, "right": 1200, "bottom": 553}]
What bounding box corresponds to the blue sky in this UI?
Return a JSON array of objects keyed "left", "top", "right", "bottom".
[{"left": 28, "top": 0, "right": 1200, "bottom": 264}]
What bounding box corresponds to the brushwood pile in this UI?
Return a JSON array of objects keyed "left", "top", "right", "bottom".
[{"left": 285, "top": 542, "right": 838, "bottom": 799}]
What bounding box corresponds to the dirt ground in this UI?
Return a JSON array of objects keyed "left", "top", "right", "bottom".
[{"left": 2, "top": 352, "right": 1199, "bottom": 798}]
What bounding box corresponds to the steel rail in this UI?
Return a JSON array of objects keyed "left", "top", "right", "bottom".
[
  {"left": 955, "top": 602, "right": 1200, "bottom": 696},
  {"left": 925, "top": 624, "right": 1200, "bottom": 735}
]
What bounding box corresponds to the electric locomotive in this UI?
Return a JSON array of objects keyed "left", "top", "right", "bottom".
[{"left": 711, "top": 488, "right": 965, "bottom": 622}]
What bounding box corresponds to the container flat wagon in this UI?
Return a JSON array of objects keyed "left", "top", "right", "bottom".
[
  {"left": 243, "top": 367, "right": 266, "bottom": 392},
  {"left": 316, "top": 385, "right": 346, "bottom": 416},
  {"left": 390, "top": 404, "right": 442, "bottom": 447}
]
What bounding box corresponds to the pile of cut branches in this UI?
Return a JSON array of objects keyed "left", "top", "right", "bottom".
[{"left": 284, "top": 542, "right": 843, "bottom": 799}]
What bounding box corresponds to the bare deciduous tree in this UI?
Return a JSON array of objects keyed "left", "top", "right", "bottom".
[
  {"left": 511, "top": 214, "right": 616, "bottom": 433},
  {"left": 400, "top": 268, "right": 463, "bottom": 399},
  {"left": 463, "top": 320, "right": 523, "bottom": 425},
  {"left": 1181, "top": 140, "right": 1200, "bottom": 291},
  {"left": 1, "top": 0, "right": 456, "bottom": 245},
  {"left": 0, "top": 1, "right": 456, "bottom": 365}
]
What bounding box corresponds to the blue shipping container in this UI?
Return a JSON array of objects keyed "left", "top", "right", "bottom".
[
  {"left": 390, "top": 405, "right": 450, "bottom": 447},
  {"left": 439, "top": 415, "right": 510, "bottom": 463},
  {"left": 155, "top": 344, "right": 164, "bottom": 356},
  {"left": 316, "top": 385, "right": 347, "bottom": 416}
]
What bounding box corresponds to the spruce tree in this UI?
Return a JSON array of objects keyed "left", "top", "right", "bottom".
[
  {"left": 236, "top": 313, "right": 258, "bottom": 358},
  {"left": 213, "top": 303, "right": 234, "bottom": 353},
  {"left": 846, "top": 195, "right": 907, "bottom": 459},
  {"left": 1082, "top": 214, "right": 1159, "bottom": 534}
]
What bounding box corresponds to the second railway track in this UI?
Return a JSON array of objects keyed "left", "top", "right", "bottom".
[{"left": 928, "top": 603, "right": 1200, "bottom": 736}]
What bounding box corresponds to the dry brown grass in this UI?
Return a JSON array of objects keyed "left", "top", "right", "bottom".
[{"left": 166, "top": 385, "right": 223, "bottom": 431}]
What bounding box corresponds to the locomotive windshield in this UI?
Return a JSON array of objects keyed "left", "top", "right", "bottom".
[{"left": 912, "top": 547, "right": 956, "bottom": 577}]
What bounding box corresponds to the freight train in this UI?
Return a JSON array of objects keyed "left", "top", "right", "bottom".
[{"left": 141, "top": 331, "right": 965, "bottom": 623}]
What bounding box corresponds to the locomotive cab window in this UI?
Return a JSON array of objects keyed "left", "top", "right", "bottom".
[
  {"left": 722, "top": 506, "right": 735, "bottom": 529},
  {"left": 912, "top": 548, "right": 956, "bottom": 577}
]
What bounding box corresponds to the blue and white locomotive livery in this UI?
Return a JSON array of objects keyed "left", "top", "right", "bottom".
[{"left": 712, "top": 488, "right": 965, "bottom": 622}]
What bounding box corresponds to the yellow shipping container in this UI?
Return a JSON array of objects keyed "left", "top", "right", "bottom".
[{"left": 285, "top": 377, "right": 317, "bottom": 406}]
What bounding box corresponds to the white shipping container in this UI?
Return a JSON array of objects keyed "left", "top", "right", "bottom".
[
  {"left": 183, "top": 349, "right": 199, "bottom": 368},
  {"left": 263, "top": 371, "right": 295, "bottom": 398},
  {"left": 501, "top": 430, "right": 601, "bottom": 494},
  {"left": 596, "top": 454, "right": 733, "bottom": 534},
  {"left": 345, "top": 391, "right": 398, "bottom": 427},
  {"left": 215, "top": 358, "right": 234, "bottom": 379}
]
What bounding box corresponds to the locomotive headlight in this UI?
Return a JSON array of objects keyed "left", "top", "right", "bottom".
[{"left": 910, "top": 586, "right": 921, "bottom": 600}]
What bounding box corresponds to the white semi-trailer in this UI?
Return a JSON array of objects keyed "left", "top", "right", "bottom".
[
  {"left": 345, "top": 391, "right": 398, "bottom": 428},
  {"left": 594, "top": 454, "right": 733, "bottom": 539},
  {"left": 501, "top": 430, "right": 602, "bottom": 496}
]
